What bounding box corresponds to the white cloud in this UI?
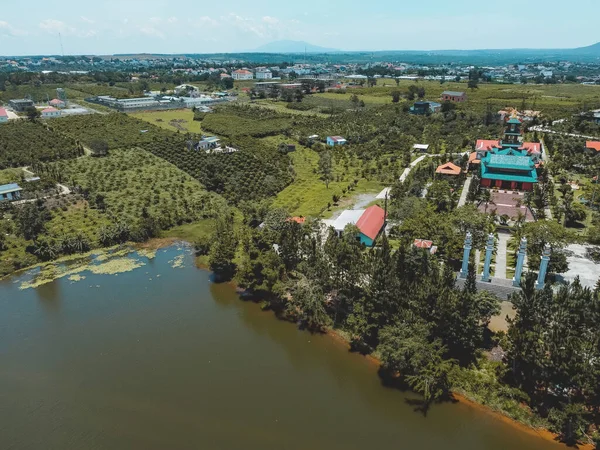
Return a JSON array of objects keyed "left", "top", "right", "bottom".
[
  {"left": 39, "top": 19, "right": 70, "bottom": 34},
  {"left": 81, "top": 16, "right": 95, "bottom": 24},
  {"left": 139, "top": 26, "right": 165, "bottom": 39},
  {"left": 262, "top": 16, "right": 279, "bottom": 25},
  {"left": 167, "top": 17, "right": 178, "bottom": 24},
  {"left": 0, "top": 20, "right": 28, "bottom": 37}
]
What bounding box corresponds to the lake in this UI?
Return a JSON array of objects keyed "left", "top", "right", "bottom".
[{"left": 0, "top": 245, "right": 564, "bottom": 449}]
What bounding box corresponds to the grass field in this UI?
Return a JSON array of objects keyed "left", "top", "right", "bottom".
[
  {"left": 270, "top": 140, "right": 384, "bottom": 217},
  {"left": 131, "top": 109, "right": 204, "bottom": 135}
]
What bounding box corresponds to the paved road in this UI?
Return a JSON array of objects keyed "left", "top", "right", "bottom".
[
  {"left": 458, "top": 176, "right": 472, "bottom": 207},
  {"left": 530, "top": 125, "right": 598, "bottom": 140},
  {"left": 495, "top": 232, "right": 510, "bottom": 280}
]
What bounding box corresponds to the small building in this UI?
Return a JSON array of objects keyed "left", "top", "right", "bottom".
[
  {"left": 0, "top": 183, "right": 23, "bottom": 201},
  {"left": 441, "top": 91, "right": 467, "bottom": 102},
  {"left": 409, "top": 101, "right": 441, "bottom": 115},
  {"left": 9, "top": 99, "right": 34, "bottom": 112},
  {"left": 41, "top": 107, "right": 61, "bottom": 118},
  {"left": 413, "top": 144, "right": 430, "bottom": 152},
  {"left": 255, "top": 69, "right": 273, "bottom": 80},
  {"left": 0, "top": 107, "right": 8, "bottom": 123},
  {"left": 322, "top": 206, "right": 386, "bottom": 247},
  {"left": 413, "top": 239, "right": 438, "bottom": 255},
  {"left": 327, "top": 136, "right": 347, "bottom": 146},
  {"left": 174, "top": 84, "right": 199, "bottom": 95},
  {"left": 586, "top": 141, "right": 600, "bottom": 155},
  {"left": 48, "top": 98, "right": 66, "bottom": 109},
  {"left": 232, "top": 70, "right": 253, "bottom": 81},
  {"left": 355, "top": 205, "right": 387, "bottom": 247},
  {"left": 197, "top": 136, "right": 221, "bottom": 151},
  {"left": 436, "top": 162, "right": 462, "bottom": 176}
]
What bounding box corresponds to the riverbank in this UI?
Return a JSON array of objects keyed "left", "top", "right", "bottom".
[
  {"left": 1, "top": 240, "right": 594, "bottom": 449},
  {"left": 323, "top": 329, "right": 592, "bottom": 450}
]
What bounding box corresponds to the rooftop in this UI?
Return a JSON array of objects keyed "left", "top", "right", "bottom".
[
  {"left": 476, "top": 139, "right": 501, "bottom": 151},
  {"left": 442, "top": 91, "right": 465, "bottom": 97},
  {"left": 328, "top": 209, "right": 365, "bottom": 232},
  {"left": 0, "top": 107, "right": 7, "bottom": 117},
  {"left": 486, "top": 154, "right": 533, "bottom": 170},
  {"left": 586, "top": 141, "right": 600, "bottom": 152},
  {"left": 355, "top": 205, "right": 386, "bottom": 240},
  {"left": 436, "top": 162, "right": 462, "bottom": 175},
  {"left": 0, "top": 183, "right": 22, "bottom": 195}
]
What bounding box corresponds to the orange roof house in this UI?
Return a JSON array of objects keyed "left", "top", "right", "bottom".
[
  {"left": 586, "top": 141, "right": 600, "bottom": 153},
  {"left": 436, "top": 162, "right": 462, "bottom": 176}
]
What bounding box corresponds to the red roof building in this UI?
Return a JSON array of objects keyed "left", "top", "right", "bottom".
[
  {"left": 355, "top": 205, "right": 386, "bottom": 245},
  {"left": 520, "top": 142, "right": 541, "bottom": 154},
  {"left": 0, "top": 107, "right": 8, "bottom": 122},
  {"left": 413, "top": 239, "right": 433, "bottom": 249},
  {"left": 436, "top": 162, "right": 462, "bottom": 176},
  {"left": 586, "top": 141, "right": 600, "bottom": 153},
  {"left": 475, "top": 140, "right": 501, "bottom": 151},
  {"left": 288, "top": 216, "right": 306, "bottom": 224}
]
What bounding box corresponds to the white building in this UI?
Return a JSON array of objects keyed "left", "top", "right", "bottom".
[
  {"left": 322, "top": 210, "right": 365, "bottom": 237},
  {"left": 232, "top": 69, "right": 253, "bottom": 80},
  {"left": 255, "top": 69, "right": 272, "bottom": 80},
  {"left": 41, "top": 107, "right": 61, "bottom": 118}
]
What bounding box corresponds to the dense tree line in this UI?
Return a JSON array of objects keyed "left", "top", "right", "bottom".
[{"left": 0, "top": 121, "right": 83, "bottom": 169}]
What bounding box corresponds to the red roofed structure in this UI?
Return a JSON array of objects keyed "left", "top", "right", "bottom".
[
  {"left": 436, "top": 162, "right": 462, "bottom": 176},
  {"left": 355, "top": 205, "right": 386, "bottom": 246},
  {"left": 0, "top": 107, "right": 8, "bottom": 123},
  {"left": 520, "top": 142, "right": 541, "bottom": 154},
  {"left": 413, "top": 239, "right": 433, "bottom": 249},
  {"left": 475, "top": 140, "right": 501, "bottom": 151},
  {"left": 288, "top": 216, "right": 306, "bottom": 224},
  {"left": 586, "top": 141, "right": 600, "bottom": 153}
]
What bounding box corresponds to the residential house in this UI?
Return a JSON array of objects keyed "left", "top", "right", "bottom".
[
  {"left": 327, "top": 136, "right": 347, "bottom": 146},
  {"left": 409, "top": 101, "right": 441, "bottom": 115},
  {"left": 0, "top": 107, "right": 8, "bottom": 123},
  {"left": 232, "top": 69, "right": 253, "bottom": 80},
  {"left": 413, "top": 144, "right": 430, "bottom": 152},
  {"left": 41, "top": 107, "right": 61, "bottom": 118},
  {"left": 0, "top": 183, "right": 23, "bottom": 201},
  {"left": 435, "top": 162, "right": 462, "bottom": 176},
  {"left": 441, "top": 91, "right": 467, "bottom": 102},
  {"left": 8, "top": 98, "right": 34, "bottom": 112},
  {"left": 174, "top": 84, "right": 199, "bottom": 95},
  {"left": 322, "top": 205, "right": 386, "bottom": 247},
  {"left": 197, "top": 136, "right": 221, "bottom": 151},
  {"left": 48, "top": 98, "right": 66, "bottom": 109},
  {"left": 586, "top": 141, "right": 600, "bottom": 156}
]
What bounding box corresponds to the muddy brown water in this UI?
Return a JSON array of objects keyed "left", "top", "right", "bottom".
[{"left": 0, "top": 245, "right": 565, "bottom": 449}]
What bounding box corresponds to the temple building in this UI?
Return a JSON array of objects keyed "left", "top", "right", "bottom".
[{"left": 470, "top": 117, "right": 542, "bottom": 191}]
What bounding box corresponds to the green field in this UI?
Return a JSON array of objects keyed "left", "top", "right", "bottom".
[
  {"left": 131, "top": 109, "right": 204, "bottom": 135},
  {"left": 271, "top": 141, "right": 384, "bottom": 217}
]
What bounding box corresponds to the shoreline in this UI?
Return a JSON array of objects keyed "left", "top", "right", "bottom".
[
  {"left": 1, "top": 238, "right": 593, "bottom": 449},
  {"left": 323, "top": 328, "right": 593, "bottom": 450}
]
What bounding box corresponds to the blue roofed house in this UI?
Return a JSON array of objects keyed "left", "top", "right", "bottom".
[{"left": 0, "top": 183, "right": 23, "bottom": 201}]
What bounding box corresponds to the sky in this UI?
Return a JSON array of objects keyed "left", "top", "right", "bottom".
[{"left": 1, "top": 0, "right": 599, "bottom": 56}]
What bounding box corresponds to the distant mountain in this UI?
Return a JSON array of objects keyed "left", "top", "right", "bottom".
[
  {"left": 572, "top": 42, "right": 600, "bottom": 55},
  {"left": 252, "top": 40, "right": 339, "bottom": 54}
]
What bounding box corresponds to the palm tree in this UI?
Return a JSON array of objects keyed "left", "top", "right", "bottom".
[{"left": 478, "top": 189, "right": 495, "bottom": 213}]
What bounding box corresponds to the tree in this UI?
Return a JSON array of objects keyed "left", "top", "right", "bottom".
[
  {"left": 208, "top": 214, "right": 237, "bottom": 281},
  {"left": 468, "top": 79, "right": 479, "bottom": 90},
  {"left": 89, "top": 139, "right": 109, "bottom": 157},
  {"left": 287, "top": 275, "right": 330, "bottom": 331},
  {"left": 350, "top": 94, "right": 360, "bottom": 110},
  {"left": 16, "top": 202, "right": 49, "bottom": 243},
  {"left": 548, "top": 403, "right": 590, "bottom": 445},
  {"left": 318, "top": 151, "right": 333, "bottom": 189},
  {"left": 25, "top": 106, "right": 40, "bottom": 121}
]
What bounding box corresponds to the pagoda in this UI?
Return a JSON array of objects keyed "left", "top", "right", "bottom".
[{"left": 470, "top": 116, "right": 542, "bottom": 191}]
